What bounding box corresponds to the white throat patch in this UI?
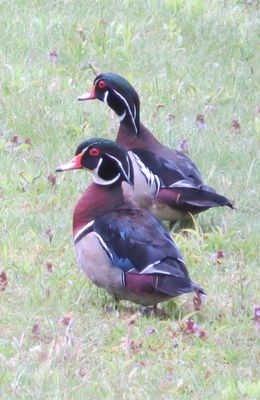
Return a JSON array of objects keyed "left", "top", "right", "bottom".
[
  {"left": 92, "top": 158, "right": 121, "bottom": 186},
  {"left": 112, "top": 89, "right": 138, "bottom": 134}
]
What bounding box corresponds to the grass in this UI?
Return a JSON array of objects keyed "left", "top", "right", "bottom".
[{"left": 0, "top": 0, "right": 259, "bottom": 398}]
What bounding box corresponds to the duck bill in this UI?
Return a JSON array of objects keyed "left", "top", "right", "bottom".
[
  {"left": 78, "top": 85, "right": 96, "bottom": 101},
  {"left": 56, "top": 152, "right": 83, "bottom": 172}
]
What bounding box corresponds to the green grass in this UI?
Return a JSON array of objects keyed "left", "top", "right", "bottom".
[{"left": 0, "top": 0, "right": 259, "bottom": 398}]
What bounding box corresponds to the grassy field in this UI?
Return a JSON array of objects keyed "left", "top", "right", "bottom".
[{"left": 0, "top": 0, "right": 259, "bottom": 398}]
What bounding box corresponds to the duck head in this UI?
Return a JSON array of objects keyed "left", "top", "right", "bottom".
[
  {"left": 56, "top": 138, "right": 134, "bottom": 186},
  {"left": 78, "top": 72, "right": 140, "bottom": 135}
]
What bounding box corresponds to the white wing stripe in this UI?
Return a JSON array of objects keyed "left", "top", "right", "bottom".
[
  {"left": 169, "top": 180, "right": 198, "bottom": 189},
  {"left": 74, "top": 220, "right": 95, "bottom": 243},
  {"left": 140, "top": 260, "right": 161, "bottom": 274},
  {"left": 95, "top": 233, "right": 113, "bottom": 260}
]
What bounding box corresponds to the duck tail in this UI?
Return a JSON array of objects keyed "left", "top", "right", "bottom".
[{"left": 155, "top": 275, "right": 205, "bottom": 297}]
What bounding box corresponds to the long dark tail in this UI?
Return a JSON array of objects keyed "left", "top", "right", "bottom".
[
  {"left": 155, "top": 275, "right": 205, "bottom": 297},
  {"left": 159, "top": 186, "right": 235, "bottom": 213},
  {"left": 181, "top": 185, "right": 235, "bottom": 210}
]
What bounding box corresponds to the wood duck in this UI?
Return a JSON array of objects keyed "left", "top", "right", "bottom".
[
  {"left": 78, "top": 72, "right": 234, "bottom": 223},
  {"left": 56, "top": 138, "right": 204, "bottom": 306}
]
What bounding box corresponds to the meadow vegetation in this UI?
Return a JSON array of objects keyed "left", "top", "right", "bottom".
[{"left": 0, "top": 0, "right": 259, "bottom": 398}]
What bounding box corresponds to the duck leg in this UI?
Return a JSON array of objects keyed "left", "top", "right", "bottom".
[
  {"left": 104, "top": 298, "right": 119, "bottom": 313},
  {"left": 140, "top": 305, "right": 158, "bottom": 317}
]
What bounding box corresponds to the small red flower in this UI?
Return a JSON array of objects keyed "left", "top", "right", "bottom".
[
  {"left": 24, "top": 138, "right": 32, "bottom": 145},
  {"left": 62, "top": 315, "right": 72, "bottom": 326},
  {"left": 10, "top": 135, "right": 19, "bottom": 145},
  {"left": 193, "top": 291, "right": 205, "bottom": 311},
  {"left": 212, "top": 250, "right": 229, "bottom": 265},
  {"left": 216, "top": 250, "right": 226, "bottom": 258},
  {"left": 180, "top": 319, "right": 206, "bottom": 340},
  {"left": 49, "top": 50, "right": 58, "bottom": 62},
  {"left": 32, "top": 324, "right": 41, "bottom": 335},
  {"left": 232, "top": 119, "right": 240, "bottom": 133},
  {"left": 144, "top": 326, "right": 156, "bottom": 336},
  {"left": 196, "top": 114, "right": 207, "bottom": 129},
  {"left": 0, "top": 271, "right": 8, "bottom": 291},
  {"left": 253, "top": 306, "right": 260, "bottom": 330},
  {"left": 196, "top": 114, "right": 204, "bottom": 123},
  {"left": 185, "top": 319, "right": 196, "bottom": 334},
  {"left": 43, "top": 227, "right": 55, "bottom": 243},
  {"left": 47, "top": 174, "right": 56, "bottom": 186},
  {"left": 77, "top": 368, "right": 86, "bottom": 378},
  {"left": 155, "top": 103, "right": 165, "bottom": 110},
  {"left": 46, "top": 261, "right": 54, "bottom": 273},
  {"left": 168, "top": 113, "right": 175, "bottom": 121},
  {"left": 179, "top": 139, "right": 189, "bottom": 153}
]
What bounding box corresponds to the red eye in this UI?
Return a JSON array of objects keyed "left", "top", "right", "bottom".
[
  {"left": 98, "top": 80, "right": 106, "bottom": 89},
  {"left": 89, "top": 147, "right": 100, "bottom": 157}
]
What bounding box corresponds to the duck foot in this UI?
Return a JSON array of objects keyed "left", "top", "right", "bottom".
[
  {"left": 140, "top": 305, "right": 158, "bottom": 317},
  {"left": 104, "top": 299, "right": 119, "bottom": 314},
  {"left": 169, "top": 221, "right": 177, "bottom": 230},
  {"left": 104, "top": 305, "right": 115, "bottom": 313}
]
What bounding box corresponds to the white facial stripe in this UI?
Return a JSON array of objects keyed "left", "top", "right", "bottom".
[
  {"left": 74, "top": 220, "right": 95, "bottom": 243},
  {"left": 82, "top": 145, "right": 90, "bottom": 154},
  {"left": 112, "top": 89, "right": 138, "bottom": 134},
  {"left": 92, "top": 158, "right": 103, "bottom": 183},
  {"left": 93, "top": 172, "right": 121, "bottom": 186},
  {"left": 93, "top": 157, "right": 103, "bottom": 174},
  {"left": 91, "top": 157, "right": 120, "bottom": 185},
  {"left": 133, "top": 103, "right": 136, "bottom": 119},
  {"left": 88, "top": 152, "right": 127, "bottom": 186},
  {"left": 103, "top": 90, "right": 109, "bottom": 105},
  {"left": 92, "top": 157, "right": 122, "bottom": 185},
  {"left": 105, "top": 153, "right": 130, "bottom": 182},
  {"left": 118, "top": 110, "right": 126, "bottom": 122}
]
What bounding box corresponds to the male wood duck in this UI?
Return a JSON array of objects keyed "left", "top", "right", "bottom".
[
  {"left": 78, "top": 72, "right": 234, "bottom": 223},
  {"left": 56, "top": 138, "right": 204, "bottom": 306}
]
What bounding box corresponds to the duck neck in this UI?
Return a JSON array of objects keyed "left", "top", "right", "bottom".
[
  {"left": 73, "top": 181, "right": 128, "bottom": 237},
  {"left": 117, "top": 121, "right": 161, "bottom": 151}
]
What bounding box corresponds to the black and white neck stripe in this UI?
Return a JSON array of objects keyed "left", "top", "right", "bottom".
[{"left": 130, "top": 152, "right": 161, "bottom": 197}]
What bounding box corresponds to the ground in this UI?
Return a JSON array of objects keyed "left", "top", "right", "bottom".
[{"left": 0, "top": 0, "right": 259, "bottom": 399}]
